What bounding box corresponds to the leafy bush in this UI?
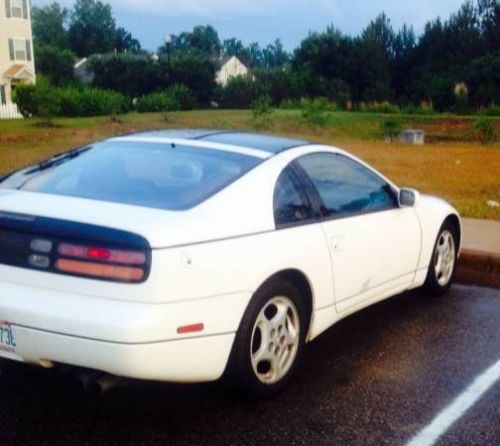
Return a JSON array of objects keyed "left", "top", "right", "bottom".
[
  {"left": 279, "top": 98, "right": 301, "bottom": 109},
  {"left": 480, "top": 105, "right": 500, "bottom": 117},
  {"left": 14, "top": 76, "right": 61, "bottom": 118},
  {"left": 89, "top": 53, "right": 216, "bottom": 103},
  {"left": 136, "top": 85, "right": 196, "bottom": 113},
  {"left": 365, "top": 101, "right": 400, "bottom": 114},
  {"left": 301, "top": 97, "right": 329, "bottom": 127},
  {"left": 34, "top": 44, "right": 76, "bottom": 86},
  {"left": 136, "top": 92, "right": 177, "bottom": 113},
  {"left": 58, "top": 88, "right": 81, "bottom": 117},
  {"left": 454, "top": 91, "right": 470, "bottom": 115},
  {"left": 401, "top": 104, "right": 437, "bottom": 115},
  {"left": 13, "top": 83, "right": 38, "bottom": 117},
  {"left": 302, "top": 97, "right": 337, "bottom": 112},
  {"left": 14, "top": 77, "right": 130, "bottom": 117},
  {"left": 475, "top": 117, "right": 496, "bottom": 144},
  {"left": 74, "top": 89, "right": 130, "bottom": 116},
  {"left": 381, "top": 119, "right": 403, "bottom": 142},
  {"left": 251, "top": 95, "right": 274, "bottom": 128},
  {"left": 215, "top": 75, "right": 263, "bottom": 109}
]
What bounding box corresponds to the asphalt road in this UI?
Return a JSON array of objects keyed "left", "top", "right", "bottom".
[{"left": 0, "top": 284, "right": 499, "bottom": 446}]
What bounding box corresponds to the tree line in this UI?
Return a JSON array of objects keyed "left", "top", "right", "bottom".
[{"left": 31, "top": 0, "right": 500, "bottom": 113}]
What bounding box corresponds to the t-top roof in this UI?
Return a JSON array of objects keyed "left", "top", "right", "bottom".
[{"left": 128, "top": 130, "right": 309, "bottom": 154}]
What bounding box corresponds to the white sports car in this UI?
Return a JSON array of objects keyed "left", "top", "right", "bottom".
[{"left": 0, "top": 130, "right": 460, "bottom": 397}]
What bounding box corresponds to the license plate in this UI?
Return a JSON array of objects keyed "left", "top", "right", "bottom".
[{"left": 0, "top": 321, "right": 18, "bottom": 357}]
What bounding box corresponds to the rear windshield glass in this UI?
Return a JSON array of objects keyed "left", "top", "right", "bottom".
[{"left": 0, "top": 142, "right": 262, "bottom": 210}]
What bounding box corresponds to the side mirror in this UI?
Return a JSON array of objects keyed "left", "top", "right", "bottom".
[{"left": 399, "top": 188, "right": 420, "bottom": 207}]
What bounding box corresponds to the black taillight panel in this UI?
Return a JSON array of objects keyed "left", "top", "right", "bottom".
[{"left": 0, "top": 212, "right": 151, "bottom": 283}]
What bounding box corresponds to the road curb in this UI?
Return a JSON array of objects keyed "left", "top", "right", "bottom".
[{"left": 456, "top": 247, "right": 500, "bottom": 289}]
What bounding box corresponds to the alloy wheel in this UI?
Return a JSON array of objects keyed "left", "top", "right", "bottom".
[{"left": 250, "top": 296, "right": 300, "bottom": 385}]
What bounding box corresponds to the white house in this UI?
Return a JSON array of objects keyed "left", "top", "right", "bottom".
[
  {"left": 216, "top": 55, "right": 249, "bottom": 87},
  {"left": 74, "top": 57, "right": 94, "bottom": 84},
  {"left": 0, "top": 0, "right": 35, "bottom": 117}
]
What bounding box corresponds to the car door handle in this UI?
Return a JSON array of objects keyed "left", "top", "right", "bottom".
[{"left": 330, "top": 235, "right": 346, "bottom": 252}]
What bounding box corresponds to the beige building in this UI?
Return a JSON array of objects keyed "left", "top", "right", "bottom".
[
  {"left": 0, "top": 0, "right": 35, "bottom": 106},
  {"left": 216, "top": 56, "right": 249, "bottom": 87}
]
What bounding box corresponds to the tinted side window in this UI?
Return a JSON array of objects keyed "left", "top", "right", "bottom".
[
  {"left": 296, "top": 153, "right": 396, "bottom": 217},
  {"left": 273, "top": 167, "right": 313, "bottom": 227}
]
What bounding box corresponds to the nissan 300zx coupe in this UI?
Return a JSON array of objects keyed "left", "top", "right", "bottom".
[{"left": 0, "top": 130, "right": 460, "bottom": 397}]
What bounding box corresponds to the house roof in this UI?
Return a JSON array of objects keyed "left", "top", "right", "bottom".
[
  {"left": 4, "top": 64, "right": 34, "bottom": 80},
  {"left": 218, "top": 55, "right": 249, "bottom": 69},
  {"left": 128, "top": 130, "right": 309, "bottom": 154},
  {"left": 219, "top": 55, "right": 233, "bottom": 65},
  {"left": 74, "top": 58, "right": 88, "bottom": 69}
]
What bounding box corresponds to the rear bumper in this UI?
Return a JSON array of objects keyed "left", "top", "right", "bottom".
[
  {"left": 0, "top": 278, "right": 251, "bottom": 382},
  {"left": 6, "top": 326, "right": 235, "bottom": 382}
]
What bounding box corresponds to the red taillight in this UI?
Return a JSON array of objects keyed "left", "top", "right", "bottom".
[
  {"left": 56, "top": 243, "right": 148, "bottom": 282},
  {"left": 58, "top": 243, "right": 146, "bottom": 265},
  {"left": 87, "top": 247, "right": 110, "bottom": 260}
]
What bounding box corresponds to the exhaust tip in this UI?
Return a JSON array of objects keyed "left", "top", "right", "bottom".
[
  {"left": 39, "top": 359, "right": 55, "bottom": 369},
  {"left": 75, "top": 371, "right": 124, "bottom": 394}
]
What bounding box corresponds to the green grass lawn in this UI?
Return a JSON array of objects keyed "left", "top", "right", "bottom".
[{"left": 0, "top": 110, "right": 499, "bottom": 220}]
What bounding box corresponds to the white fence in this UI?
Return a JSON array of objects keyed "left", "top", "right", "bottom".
[{"left": 0, "top": 103, "right": 23, "bottom": 120}]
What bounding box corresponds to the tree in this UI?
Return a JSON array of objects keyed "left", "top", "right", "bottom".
[
  {"left": 392, "top": 25, "right": 416, "bottom": 100},
  {"left": 90, "top": 54, "right": 161, "bottom": 97},
  {"left": 248, "top": 42, "right": 265, "bottom": 67},
  {"left": 164, "top": 52, "right": 218, "bottom": 103},
  {"left": 446, "top": 1, "right": 481, "bottom": 64},
  {"left": 262, "top": 39, "right": 289, "bottom": 68},
  {"left": 189, "top": 25, "right": 221, "bottom": 55},
  {"left": 215, "top": 75, "right": 262, "bottom": 108},
  {"left": 468, "top": 52, "right": 500, "bottom": 106},
  {"left": 222, "top": 38, "right": 251, "bottom": 64},
  {"left": 357, "top": 13, "right": 395, "bottom": 101},
  {"left": 292, "top": 26, "right": 356, "bottom": 100},
  {"left": 34, "top": 45, "right": 76, "bottom": 86},
  {"left": 68, "top": 0, "right": 117, "bottom": 56},
  {"left": 362, "top": 12, "right": 395, "bottom": 55},
  {"left": 159, "top": 25, "right": 221, "bottom": 57},
  {"left": 477, "top": 0, "right": 500, "bottom": 51},
  {"left": 31, "top": 3, "right": 69, "bottom": 49},
  {"left": 115, "top": 27, "right": 141, "bottom": 53}
]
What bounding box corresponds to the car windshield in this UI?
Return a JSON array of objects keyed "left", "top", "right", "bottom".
[{"left": 0, "top": 141, "right": 262, "bottom": 210}]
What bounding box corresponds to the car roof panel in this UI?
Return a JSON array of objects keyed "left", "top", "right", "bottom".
[
  {"left": 125, "top": 130, "right": 309, "bottom": 154},
  {"left": 198, "top": 132, "right": 309, "bottom": 153}
]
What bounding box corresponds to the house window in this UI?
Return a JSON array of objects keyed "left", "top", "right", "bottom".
[
  {"left": 9, "top": 38, "right": 31, "bottom": 61},
  {"left": 0, "top": 85, "right": 6, "bottom": 105},
  {"left": 7, "top": 0, "right": 25, "bottom": 18},
  {"left": 14, "top": 39, "right": 26, "bottom": 60}
]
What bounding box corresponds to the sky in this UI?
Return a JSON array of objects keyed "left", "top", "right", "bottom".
[{"left": 33, "top": 0, "right": 467, "bottom": 51}]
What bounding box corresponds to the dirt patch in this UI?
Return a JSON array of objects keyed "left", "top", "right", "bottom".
[
  {"left": 71, "top": 130, "right": 93, "bottom": 139},
  {"left": 31, "top": 120, "right": 65, "bottom": 129},
  {"left": 0, "top": 134, "right": 30, "bottom": 144},
  {"left": 108, "top": 116, "right": 125, "bottom": 124}
]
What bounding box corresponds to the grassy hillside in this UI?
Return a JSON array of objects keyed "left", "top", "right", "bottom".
[{"left": 0, "top": 110, "right": 498, "bottom": 220}]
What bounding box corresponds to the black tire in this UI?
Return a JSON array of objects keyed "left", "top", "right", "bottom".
[
  {"left": 226, "top": 279, "right": 308, "bottom": 398},
  {"left": 424, "top": 220, "right": 459, "bottom": 296}
]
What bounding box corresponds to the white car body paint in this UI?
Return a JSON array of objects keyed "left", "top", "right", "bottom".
[{"left": 0, "top": 137, "right": 461, "bottom": 382}]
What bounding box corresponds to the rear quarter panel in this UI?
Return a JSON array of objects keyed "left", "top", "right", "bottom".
[{"left": 151, "top": 223, "right": 334, "bottom": 310}]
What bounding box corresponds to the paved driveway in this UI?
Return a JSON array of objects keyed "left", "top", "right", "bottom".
[{"left": 1, "top": 285, "right": 499, "bottom": 445}]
